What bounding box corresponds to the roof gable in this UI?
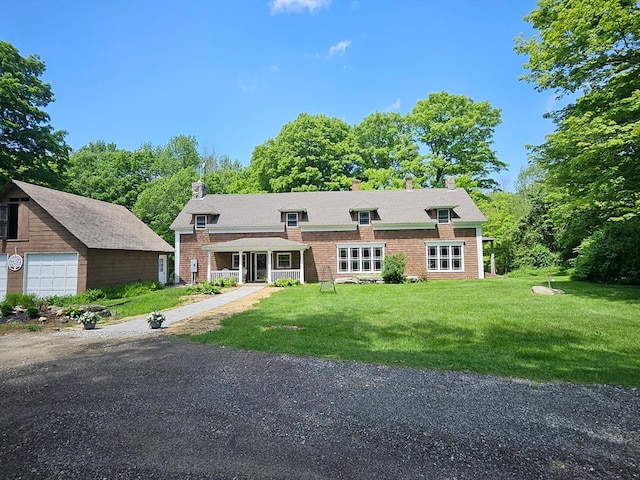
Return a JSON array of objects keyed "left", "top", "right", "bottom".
[{"left": 5, "top": 180, "right": 173, "bottom": 252}]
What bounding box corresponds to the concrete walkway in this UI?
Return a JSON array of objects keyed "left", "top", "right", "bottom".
[{"left": 55, "top": 285, "right": 266, "bottom": 337}]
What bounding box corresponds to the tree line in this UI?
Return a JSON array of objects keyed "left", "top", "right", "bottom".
[{"left": 1, "top": 0, "right": 638, "bottom": 284}]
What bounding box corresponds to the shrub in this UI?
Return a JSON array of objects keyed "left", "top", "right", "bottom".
[
  {"left": 0, "top": 301, "right": 14, "bottom": 317},
  {"left": 382, "top": 252, "right": 407, "bottom": 284},
  {"left": 186, "top": 283, "right": 221, "bottom": 295},
  {"left": 4, "top": 293, "right": 36, "bottom": 308},
  {"left": 215, "top": 277, "right": 237, "bottom": 288},
  {"left": 272, "top": 278, "right": 300, "bottom": 287},
  {"left": 65, "top": 306, "right": 84, "bottom": 319},
  {"left": 26, "top": 306, "right": 40, "bottom": 319},
  {"left": 572, "top": 219, "right": 640, "bottom": 285}
]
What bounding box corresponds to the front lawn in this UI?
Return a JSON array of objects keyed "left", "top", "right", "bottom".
[{"left": 191, "top": 278, "right": 640, "bottom": 386}]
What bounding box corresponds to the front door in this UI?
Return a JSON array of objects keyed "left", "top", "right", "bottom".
[{"left": 252, "top": 253, "right": 267, "bottom": 282}]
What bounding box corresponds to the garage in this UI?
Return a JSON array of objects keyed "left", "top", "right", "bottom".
[
  {"left": 25, "top": 253, "right": 78, "bottom": 297},
  {"left": 0, "top": 254, "right": 7, "bottom": 300}
]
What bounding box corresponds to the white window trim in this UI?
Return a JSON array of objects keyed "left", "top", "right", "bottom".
[
  {"left": 232, "top": 253, "right": 248, "bottom": 270},
  {"left": 437, "top": 209, "right": 450, "bottom": 224},
  {"left": 276, "top": 253, "right": 292, "bottom": 269},
  {"left": 195, "top": 215, "right": 207, "bottom": 229},
  {"left": 358, "top": 211, "right": 371, "bottom": 226},
  {"left": 426, "top": 241, "right": 464, "bottom": 272},
  {"left": 336, "top": 243, "right": 385, "bottom": 274},
  {"left": 286, "top": 212, "right": 298, "bottom": 228}
]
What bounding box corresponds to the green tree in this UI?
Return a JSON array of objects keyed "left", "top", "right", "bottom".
[
  {"left": 350, "top": 112, "right": 420, "bottom": 188},
  {"left": 249, "top": 113, "right": 354, "bottom": 192},
  {"left": 65, "top": 141, "right": 147, "bottom": 210},
  {"left": 133, "top": 167, "right": 198, "bottom": 244},
  {"left": 516, "top": 0, "right": 640, "bottom": 257},
  {"left": 203, "top": 154, "right": 254, "bottom": 194},
  {"left": 66, "top": 135, "right": 201, "bottom": 210},
  {"left": 408, "top": 92, "right": 505, "bottom": 190},
  {"left": 0, "top": 41, "right": 68, "bottom": 187}
]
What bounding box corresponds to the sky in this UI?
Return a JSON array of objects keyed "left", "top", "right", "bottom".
[{"left": 2, "top": 0, "right": 554, "bottom": 189}]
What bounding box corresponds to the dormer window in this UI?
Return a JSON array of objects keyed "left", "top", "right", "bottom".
[
  {"left": 195, "top": 215, "right": 207, "bottom": 229},
  {"left": 286, "top": 212, "right": 298, "bottom": 228},
  {"left": 358, "top": 211, "right": 371, "bottom": 226},
  {"left": 437, "top": 209, "right": 450, "bottom": 224}
]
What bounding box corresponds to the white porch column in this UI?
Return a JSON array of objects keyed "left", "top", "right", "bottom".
[
  {"left": 476, "top": 226, "right": 485, "bottom": 280},
  {"left": 267, "top": 251, "right": 273, "bottom": 284},
  {"left": 174, "top": 232, "right": 181, "bottom": 285},
  {"left": 238, "top": 250, "right": 244, "bottom": 284},
  {"left": 207, "top": 250, "right": 212, "bottom": 283},
  {"left": 300, "top": 250, "right": 305, "bottom": 284}
]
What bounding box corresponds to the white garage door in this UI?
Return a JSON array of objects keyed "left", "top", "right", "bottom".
[
  {"left": 0, "top": 254, "right": 7, "bottom": 300},
  {"left": 25, "top": 253, "right": 78, "bottom": 297}
]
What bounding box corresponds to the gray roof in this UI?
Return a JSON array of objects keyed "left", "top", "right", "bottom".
[
  {"left": 8, "top": 180, "right": 173, "bottom": 252},
  {"left": 203, "top": 238, "right": 309, "bottom": 252},
  {"left": 171, "top": 187, "right": 485, "bottom": 231}
]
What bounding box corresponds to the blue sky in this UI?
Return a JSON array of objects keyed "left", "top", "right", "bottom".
[{"left": 2, "top": 0, "right": 552, "bottom": 189}]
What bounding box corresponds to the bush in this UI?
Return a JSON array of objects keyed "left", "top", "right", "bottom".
[
  {"left": 4, "top": 293, "right": 36, "bottom": 308},
  {"left": 382, "top": 252, "right": 407, "bottom": 284},
  {"left": 215, "top": 277, "right": 237, "bottom": 288},
  {"left": 272, "top": 278, "right": 300, "bottom": 287},
  {"left": 0, "top": 301, "right": 14, "bottom": 317},
  {"left": 26, "top": 306, "right": 40, "bottom": 319},
  {"left": 186, "top": 283, "right": 221, "bottom": 295},
  {"left": 572, "top": 219, "right": 640, "bottom": 285}
]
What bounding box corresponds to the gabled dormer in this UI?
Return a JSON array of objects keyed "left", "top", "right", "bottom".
[
  {"left": 278, "top": 203, "right": 307, "bottom": 228},
  {"left": 349, "top": 201, "right": 378, "bottom": 227}
]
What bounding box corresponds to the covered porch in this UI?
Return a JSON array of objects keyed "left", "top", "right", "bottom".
[{"left": 202, "top": 237, "right": 310, "bottom": 285}]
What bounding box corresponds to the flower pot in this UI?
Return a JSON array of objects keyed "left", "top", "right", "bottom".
[
  {"left": 149, "top": 321, "right": 162, "bottom": 329},
  {"left": 83, "top": 322, "right": 96, "bottom": 330}
]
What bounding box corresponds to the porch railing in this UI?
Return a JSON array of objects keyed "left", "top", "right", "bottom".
[
  {"left": 271, "top": 269, "right": 301, "bottom": 282},
  {"left": 210, "top": 270, "right": 242, "bottom": 283}
]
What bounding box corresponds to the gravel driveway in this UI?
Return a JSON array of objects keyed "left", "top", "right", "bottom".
[{"left": 1, "top": 331, "right": 638, "bottom": 479}]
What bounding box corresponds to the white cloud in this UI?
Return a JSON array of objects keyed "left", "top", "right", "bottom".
[
  {"left": 270, "top": 65, "right": 280, "bottom": 72},
  {"left": 386, "top": 98, "right": 401, "bottom": 111},
  {"left": 237, "top": 76, "right": 263, "bottom": 94},
  {"left": 270, "top": 0, "right": 331, "bottom": 14},
  {"left": 328, "top": 40, "right": 351, "bottom": 57}
]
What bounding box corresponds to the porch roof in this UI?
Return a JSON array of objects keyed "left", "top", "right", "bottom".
[{"left": 202, "top": 237, "right": 309, "bottom": 252}]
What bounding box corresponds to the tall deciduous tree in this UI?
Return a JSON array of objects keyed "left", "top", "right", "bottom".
[
  {"left": 349, "top": 112, "right": 420, "bottom": 189},
  {"left": 408, "top": 92, "right": 505, "bottom": 190},
  {"left": 250, "top": 113, "right": 353, "bottom": 192},
  {"left": 0, "top": 41, "right": 68, "bottom": 187},
  {"left": 515, "top": 0, "right": 640, "bottom": 242}
]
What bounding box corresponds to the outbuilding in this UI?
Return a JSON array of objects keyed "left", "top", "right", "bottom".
[{"left": 0, "top": 180, "right": 174, "bottom": 299}]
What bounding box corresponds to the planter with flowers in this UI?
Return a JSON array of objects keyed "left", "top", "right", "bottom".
[
  {"left": 147, "top": 311, "right": 166, "bottom": 329},
  {"left": 78, "top": 311, "right": 100, "bottom": 330}
]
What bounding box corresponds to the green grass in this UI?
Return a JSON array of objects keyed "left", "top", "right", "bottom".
[
  {"left": 102, "top": 286, "right": 194, "bottom": 319},
  {"left": 191, "top": 278, "right": 640, "bottom": 386}
]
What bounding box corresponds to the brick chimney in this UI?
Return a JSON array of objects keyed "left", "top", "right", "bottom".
[
  {"left": 445, "top": 176, "right": 456, "bottom": 191},
  {"left": 405, "top": 176, "right": 413, "bottom": 191},
  {"left": 192, "top": 181, "right": 207, "bottom": 199},
  {"left": 352, "top": 179, "right": 361, "bottom": 191}
]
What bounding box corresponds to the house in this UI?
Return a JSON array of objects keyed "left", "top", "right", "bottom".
[
  {"left": 170, "top": 177, "right": 486, "bottom": 285},
  {"left": 0, "top": 180, "right": 174, "bottom": 299}
]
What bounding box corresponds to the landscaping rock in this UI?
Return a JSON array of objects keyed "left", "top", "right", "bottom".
[{"left": 532, "top": 285, "right": 565, "bottom": 295}]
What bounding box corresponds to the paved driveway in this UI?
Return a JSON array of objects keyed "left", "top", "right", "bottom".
[{"left": 0, "top": 292, "right": 638, "bottom": 479}]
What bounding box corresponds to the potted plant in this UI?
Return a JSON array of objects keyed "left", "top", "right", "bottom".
[
  {"left": 78, "top": 311, "right": 100, "bottom": 330},
  {"left": 147, "top": 311, "right": 166, "bottom": 329}
]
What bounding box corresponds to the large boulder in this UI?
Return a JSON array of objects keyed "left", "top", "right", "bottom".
[{"left": 532, "top": 285, "right": 565, "bottom": 296}]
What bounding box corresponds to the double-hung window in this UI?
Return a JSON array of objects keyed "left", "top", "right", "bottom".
[
  {"left": 276, "top": 253, "right": 291, "bottom": 269},
  {"left": 426, "top": 242, "right": 464, "bottom": 272},
  {"left": 437, "top": 209, "right": 450, "bottom": 224},
  {"left": 195, "top": 215, "right": 207, "bottom": 229},
  {"left": 358, "top": 211, "right": 371, "bottom": 226},
  {"left": 337, "top": 243, "right": 384, "bottom": 273},
  {"left": 286, "top": 212, "right": 298, "bottom": 228}
]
